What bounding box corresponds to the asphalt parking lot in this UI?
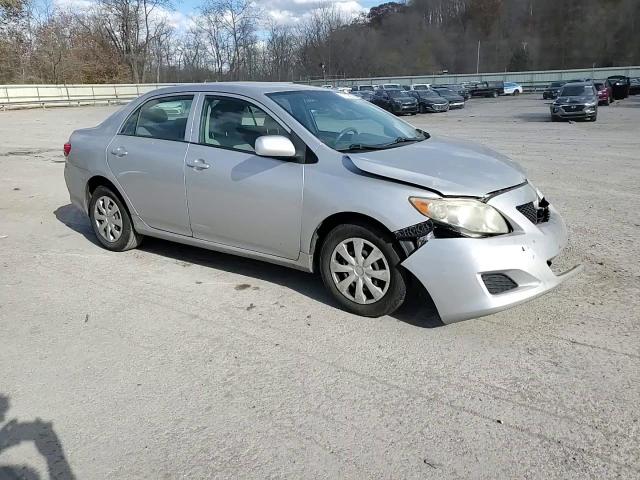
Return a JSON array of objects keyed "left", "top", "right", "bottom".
[{"left": 1, "top": 95, "right": 639, "bottom": 479}]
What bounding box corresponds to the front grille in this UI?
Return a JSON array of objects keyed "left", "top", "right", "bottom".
[
  {"left": 561, "top": 105, "right": 584, "bottom": 112},
  {"left": 516, "top": 202, "right": 538, "bottom": 223},
  {"left": 482, "top": 273, "right": 518, "bottom": 294},
  {"left": 516, "top": 201, "right": 550, "bottom": 225}
]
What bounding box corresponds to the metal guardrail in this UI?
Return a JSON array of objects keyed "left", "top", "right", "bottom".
[
  {"left": 0, "top": 83, "right": 180, "bottom": 108},
  {"left": 303, "top": 66, "right": 640, "bottom": 88},
  {"left": 1, "top": 66, "right": 638, "bottom": 107}
]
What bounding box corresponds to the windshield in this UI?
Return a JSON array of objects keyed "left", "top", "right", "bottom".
[
  {"left": 387, "top": 90, "right": 410, "bottom": 98},
  {"left": 413, "top": 85, "right": 429, "bottom": 90},
  {"left": 550, "top": 82, "right": 564, "bottom": 88},
  {"left": 359, "top": 85, "right": 374, "bottom": 91},
  {"left": 417, "top": 90, "right": 441, "bottom": 99},
  {"left": 268, "top": 90, "right": 427, "bottom": 152},
  {"left": 559, "top": 85, "right": 595, "bottom": 96},
  {"left": 434, "top": 87, "right": 454, "bottom": 95}
]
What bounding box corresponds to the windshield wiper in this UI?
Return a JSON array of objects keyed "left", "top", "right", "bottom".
[
  {"left": 388, "top": 136, "right": 423, "bottom": 145},
  {"left": 336, "top": 135, "right": 427, "bottom": 153},
  {"left": 336, "top": 143, "right": 388, "bottom": 152}
]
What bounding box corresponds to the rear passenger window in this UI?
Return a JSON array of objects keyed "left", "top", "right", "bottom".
[
  {"left": 199, "top": 96, "right": 288, "bottom": 152},
  {"left": 120, "top": 95, "right": 193, "bottom": 141}
]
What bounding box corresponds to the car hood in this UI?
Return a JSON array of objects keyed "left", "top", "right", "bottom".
[
  {"left": 439, "top": 94, "right": 464, "bottom": 102},
  {"left": 555, "top": 95, "right": 596, "bottom": 104},
  {"left": 421, "top": 96, "right": 447, "bottom": 104},
  {"left": 347, "top": 137, "right": 526, "bottom": 197}
]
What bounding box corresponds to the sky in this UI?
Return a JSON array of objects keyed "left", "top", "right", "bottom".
[
  {"left": 51, "top": 0, "right": 383, "bottom": 31},
  {"left": 176, "top": 0, "right": 382, "bottom": 27}
]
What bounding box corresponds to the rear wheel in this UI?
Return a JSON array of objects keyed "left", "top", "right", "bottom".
[
  {"left": 419, "top": 104, "right": 426, "bottom": 114},
  {"left": 491, "top": 91, "right": 498, "bottom": 98},
  {"left": 514, "top": 90, "right": 520, "bottom": 96},
  {"left": 319, "top": 223, "right": 407, "bottom": 317},
  {"left": 89, "top": 186, "right": 142, "bottom": 251}
]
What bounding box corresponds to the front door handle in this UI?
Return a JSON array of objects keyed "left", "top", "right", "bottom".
[
  {"left": 186, "top": 158, "right": 210, "bottom": 170},
  {"left": 110, "top": 146, "right": 128, "bottom": 157}
]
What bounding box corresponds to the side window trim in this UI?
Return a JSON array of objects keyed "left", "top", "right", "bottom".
[{"left": 117, "top": 92, "right": 196, "bottom": 142}]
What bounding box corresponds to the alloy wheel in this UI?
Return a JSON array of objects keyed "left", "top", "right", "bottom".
[
  {"left": 93, "top": 195, "right": 123, "bottom": 242},
  {"left": 329, "top": 237, "right": 390, "bottom": 304}
]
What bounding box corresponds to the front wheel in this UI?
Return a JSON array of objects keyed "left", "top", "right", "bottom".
[
  {"left": 89, "top": 186, "right": 142, "bottom": 251},
  {"left": 319, "top": 223, "right": 407, "bottom": 317},
  {"left": 513, "top": 90, "right": 520, "bottom": 96}
]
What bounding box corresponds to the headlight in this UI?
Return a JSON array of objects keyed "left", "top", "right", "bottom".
[
  {"left": 585, "top": 101, "right": 596, "bottom": 107},
  {"left": 409, "top": 197, "right": 509, "bottom": 237}
]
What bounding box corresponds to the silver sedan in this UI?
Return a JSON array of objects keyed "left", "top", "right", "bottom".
[{"left": 64, "top": 83, "right": 580, "bottom": 323}]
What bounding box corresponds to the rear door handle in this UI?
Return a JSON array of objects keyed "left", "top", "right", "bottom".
[
  {"left": 110, "top": 146, "right": 128, "bottom": 157},
  {"left": 186, "top": 158, "right": 210, "bottom": 170}
]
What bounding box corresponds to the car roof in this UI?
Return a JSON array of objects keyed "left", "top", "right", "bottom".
[
  {"left": 561, "top": 82, "right": 591, "bottom": 87},
  {"left": 145, "top": 82, "right": 322, "bottom": 97}
]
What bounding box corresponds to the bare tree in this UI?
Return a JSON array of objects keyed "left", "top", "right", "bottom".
[{"left": 97, "top": 0, "right": 173, "bottom": 82}]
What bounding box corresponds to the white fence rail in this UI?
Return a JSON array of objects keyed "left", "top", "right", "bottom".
[
  {"left": 0, "top": 83, "right": 180, "bottom": 108},
  {"left": 1, "top": 66, "right": 639, "bottom": 107},
  {"left": 303, "top": 66, "right": 640, "bottom": 89}
]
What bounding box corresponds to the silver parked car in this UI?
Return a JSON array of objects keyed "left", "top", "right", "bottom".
[{"left": 64, "top": 83, "right": 580, "bottom": 323}]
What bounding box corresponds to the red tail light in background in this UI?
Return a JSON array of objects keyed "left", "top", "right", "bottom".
[{"left": 63, "top": 142, "right": 71, "bottom": 157}]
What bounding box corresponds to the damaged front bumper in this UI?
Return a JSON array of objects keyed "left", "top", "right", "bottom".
[{"left": 400, "top": 184, "right": 581, "bottom": 323}]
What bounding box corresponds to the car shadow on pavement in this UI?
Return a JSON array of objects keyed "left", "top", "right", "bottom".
[
  {"left": 0, "top": 394, "right": 76, "bottom": 480},
  {"left": 515, "top": 112, "right": 551, "bottom": 122},
  {"left": 141, "top": 236, "right": 445, "bottom": 328},
  {"left": 53, "top": 204, "right": 444, "bottom": 328},
  {"left": 53, "top": 204, "right": 101, "bottom": 246}
]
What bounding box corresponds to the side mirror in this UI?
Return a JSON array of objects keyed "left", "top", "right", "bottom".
[{"left": 255, "top": 135, "right": 296, "bottom": 158}]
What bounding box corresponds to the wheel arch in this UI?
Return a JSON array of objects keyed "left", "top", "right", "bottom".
[
  {"left": 309, "top": 211, "right": 405, "bottom": 273},
  {"left": 85, "top": 175, "right": 131, "bottom": 216}
]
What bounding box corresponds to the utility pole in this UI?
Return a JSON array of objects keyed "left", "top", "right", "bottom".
[{"left": 476, "top": 40, "right": 481, "bottom": 74}]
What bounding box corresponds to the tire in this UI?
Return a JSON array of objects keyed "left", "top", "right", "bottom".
[
  {"left": 590, "top": 114, "right": 597, "bottom": 122},
  {"left": 513, "top": 90, "right": 520, "bottom": 96},
  {"left": 551, "top": 115, "right": 559, "bottom": 122},
  {"left": 419, "top": 104, "right": 426, "bottom": 114},
  {"left": 89, "top": 185, "right": 142, "bottom": 251},
  {"left": 491, "top": 91, "right": 498, "bottom": 98},
  {"left": 319, "top": 223, "right": 408, "bottom": 317}
]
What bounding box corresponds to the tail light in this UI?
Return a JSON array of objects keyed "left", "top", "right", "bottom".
[{"left": 63, "top": 142, "right": 71, "bottom": 157}]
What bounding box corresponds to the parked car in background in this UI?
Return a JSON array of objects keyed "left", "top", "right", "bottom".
[
  {"left": 372, "top": 89, "right": 418, "bottom": 115},
  {"left": 409, "top": 84, "right": 431, "bottom": 91},
  {"left": 380, "top": 83, "right": 401, "bottom": 90},
  {"left": 593, "top": 81, "right": 612, "bottom": 105},
  {"left": 321, "top": 85, "right": 333, "bottom": 89},
  {"left": 431, "top": 86, "right": 465, "bottom": 108},
  {"left": 64, "top": 83, "right": 579, "bottom": 322},
  {"left": 443, "top": 84, "right": 471, "bottom": 100},
  {"left": 406, "top": 90, "right": 449, "bottom": 113},
  {"left": 502, "top": 82, "right": 523, "bottom": 95},
  {"left": 606, "top": 76, "right": 630, "bottom": 100},
  {"left": 542, "top": 81, "right": 566, "bottom": 99},
  {"left": 351, "top": 85, "right": 375, "bottom": 92},
  {"left": 628, "top": 77, "right": 640, "bottom": 95},
  {"left": 468, "top": 81, "right": 504, "bottom": 98},
  {"left": 352, "top": 91, "right": 375, "bottom": 102},
  {"left": 550, "top": 82, "right": 598, "bottom": 122}
]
